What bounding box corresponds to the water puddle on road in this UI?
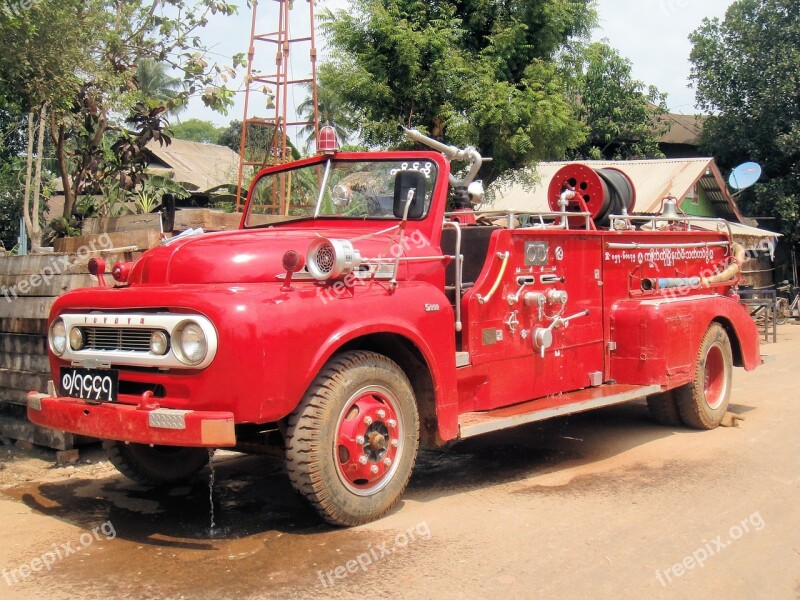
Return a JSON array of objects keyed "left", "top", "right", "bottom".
[
  {"left": 0, "top": 419, "right": 637, "bottom": 598},
  {"left": 0, "top": 453, "right": 382, "bottom": 598}
]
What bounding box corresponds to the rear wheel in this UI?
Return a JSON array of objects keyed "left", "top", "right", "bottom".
[
  {"left": 103, "top": 440, "right": 210, "bottom": 485},
  {"left": 675, "top": 323, "right": 733, "bottom": 430},
  {"left": 646, "top": 390, "right": 683, "bottom": 426},
  {"left": 285, "top": 351, "right": 419, "bottom": 526}
]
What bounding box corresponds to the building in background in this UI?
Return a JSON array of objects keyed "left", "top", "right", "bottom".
[{"left": 658, "top": 112, "right": 706, "bottom": 159}]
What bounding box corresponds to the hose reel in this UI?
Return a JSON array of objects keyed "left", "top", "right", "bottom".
[{"left": 548, "top": 164, "right": 636, "bottom": 227}]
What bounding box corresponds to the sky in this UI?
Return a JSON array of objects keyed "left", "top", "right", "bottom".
[
  {"left": 591, "top": 0, "right": 734, "bottom": 113},
  {"left": 181, "top": 0, "right": 735, "bottom": 129}
]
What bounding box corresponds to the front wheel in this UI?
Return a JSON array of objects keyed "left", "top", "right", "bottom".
[
  {"left": 285, "top": 351, "right": 419, "bottom": 526},
  {"left": 103, "top": 440, "right": 210, "bottom": 485},
  {"left": 675, "top": 323, "right": 733, "bottom": 429}
]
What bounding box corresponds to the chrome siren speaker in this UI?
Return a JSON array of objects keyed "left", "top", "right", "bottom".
[{"left": 306, "top": 238, "right": 363, "bottom": 280}]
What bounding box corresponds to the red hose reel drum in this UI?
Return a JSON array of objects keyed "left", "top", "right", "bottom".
[{"left": 547, "top": 164, "right": 636, "bottom": 225}]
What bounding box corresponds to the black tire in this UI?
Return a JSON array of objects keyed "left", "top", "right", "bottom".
[
  {"left": 646, "top": 390, "right": 683, "bottom": 426},
  {"left": 285, "top": 350, "right": 419, "bottom": 527},
  {"left": 675, "top": 323, "right": 733, "bottom": 430},
  {"left": 103, "top": 440, "right": 210, "bottom": 485}
]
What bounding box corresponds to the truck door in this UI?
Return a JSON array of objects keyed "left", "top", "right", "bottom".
[{"left": 461, "top": 229, "right": 605, "bottom": 411}]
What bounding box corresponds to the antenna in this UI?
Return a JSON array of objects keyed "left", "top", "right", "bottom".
[{"left": 728, "top": 162, "right": 762, "bottom": 192}]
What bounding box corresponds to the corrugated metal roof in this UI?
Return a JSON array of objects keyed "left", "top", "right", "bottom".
[
  {"left": 145, "top": 139, "right": 241, "bottom": 192},
  {"left": 485, "top": 157, "right": 741, "bottom": 219},
  {"left": 659, "top": 112, "right": 706, "bottom": 146},
  {"left": 691, "top": 220, "right": 781, "bottom": 240}
]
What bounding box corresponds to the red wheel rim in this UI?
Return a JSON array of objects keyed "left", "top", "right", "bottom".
[
  {"left": 704, "top": 344, "right": 728, "bottom": 409},
  {"left": 334, "top": 385, "right": 403, "bottom": 496}
]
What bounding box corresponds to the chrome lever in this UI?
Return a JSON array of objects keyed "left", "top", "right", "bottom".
[{"left": 533, "top": 309, "right": 590, "bottom": 358}]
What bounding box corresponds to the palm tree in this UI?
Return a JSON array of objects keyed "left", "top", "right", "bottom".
[
  {"left": 297, "top": 82, "right": 355, "bottom": 153},
  {"left": 136, "top": 59, "right": 184, "bottom": 113}
]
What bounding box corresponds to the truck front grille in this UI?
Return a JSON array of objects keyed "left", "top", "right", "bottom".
[{"left": 84, "top": 327, "right": 154, "bottom": 352}]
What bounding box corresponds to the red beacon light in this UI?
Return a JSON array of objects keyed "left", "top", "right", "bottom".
[
  {"left": 317, "top": 125, "right": 339, "bottom": 154},
  {"left": 112, "top": 262, "right": 132, "bottom": 284}
]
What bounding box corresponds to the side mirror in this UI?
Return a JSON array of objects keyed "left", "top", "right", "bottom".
[{"left": 393, "top": 170, "right": 426, "bottom": 219}]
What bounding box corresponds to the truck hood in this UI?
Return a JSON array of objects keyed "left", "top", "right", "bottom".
[{"left": 128, "top": 227, "right": 404, "bottom": 285}]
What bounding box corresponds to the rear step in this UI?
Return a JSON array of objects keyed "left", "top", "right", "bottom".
[{"left": 458, "top": 383, "right": 661, "bottom": 439}]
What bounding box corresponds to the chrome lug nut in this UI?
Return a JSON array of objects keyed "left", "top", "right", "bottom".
[
  {"left": 387, "top": 419, "right": 397, "bottom": 428},
  {"left": 377, "top": 409, "right": 386, "bottom": 419},
  {"left": 358, "top": 455, "right": 368, "bottom": 465},
  {"left": 383, "top": 457, "right": 392, "bottom": 466},
  {"left": 370, "top": 465, "right": 379, "bottom": 474},
  {"left": 364, "top": 416, "right": 373, "bottom": 426},
  {"left": 391, "top": 439, "right": 399, "bottom": 447},
  {"left": 356, "top": 435, "right": 365, "bottom": 445}
]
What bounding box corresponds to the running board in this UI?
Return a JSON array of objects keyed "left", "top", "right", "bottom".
[{"left": 458, "top": 384, "right": 662, "bottom": 439}]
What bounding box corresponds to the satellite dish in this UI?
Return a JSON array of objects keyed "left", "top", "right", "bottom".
[{"left": 729, "top": 162, "right": 762, "bottom": 191}]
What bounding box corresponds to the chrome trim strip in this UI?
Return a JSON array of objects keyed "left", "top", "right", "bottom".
[{"left": 458, "top": 385, "right": 661, "bottom": 439}]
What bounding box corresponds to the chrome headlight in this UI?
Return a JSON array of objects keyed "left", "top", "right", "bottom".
[
  {"left": 150, "top": 330, "right": 169, "bottom": 356},
  {"left": 306, "top": 238, "right": 363, "bottom": 281},
  {"left": 49, "top": 318, "right": 67, "bottom": 356},
  {"left": 69, "top": 327, "right": 85, "bottom": 351},
  {"left": 173, "top": 321, "right": 207, "bottom": 365}
]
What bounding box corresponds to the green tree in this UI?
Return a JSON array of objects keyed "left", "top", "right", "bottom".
[
  {"left": 0, "top": 157, "right": 54, "bottom": 251},
  {"left": 0, "top": 160, "right": 26, "bottom": 251},
  {"left": 296, "top": 83, "right": 356, "bottom": 153},
  {"left": 564, "top": 42, "right": 669, "bottom": 160},
  {"left": 217, "top": 120, "right": 300, "bottom": 161},
  {"left": 319, "top": 0, "right": 595, "bottom": 184},
  {"left": 169, "top": 118, "right": 224, "bottom": 144},
  {"left": 0, "top": 0, "right": 94, "bottom": 248},
  {"left": 136, "top": 59, "right": 184, "bottom": 109},
  {"left": 0, "top": 0, "right": 244, "bottom": 222},
  {"left": 690, "top": 0, "right": 800, "bottom": 242},
  {"left": 0, "top": 97, "right": 28, "bottom": 163}
]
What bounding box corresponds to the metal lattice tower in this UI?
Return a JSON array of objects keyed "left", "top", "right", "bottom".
[{"left": 235, "top": 0, "right": 319, "bottom": 212}]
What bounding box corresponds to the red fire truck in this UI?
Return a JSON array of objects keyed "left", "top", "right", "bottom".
[{"left": 28, "top": 128, "right": 761, "bottom": 526}]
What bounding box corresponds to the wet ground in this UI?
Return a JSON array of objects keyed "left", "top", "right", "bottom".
[{"left": 1, "top": 326, "right": 799, "bottom": 599}]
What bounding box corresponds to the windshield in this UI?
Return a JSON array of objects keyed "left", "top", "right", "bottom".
[{"left": 244, "top": 159, "right": 438, "bottom": 227}]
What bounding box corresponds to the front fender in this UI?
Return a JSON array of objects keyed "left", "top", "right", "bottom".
[{"left": 260, "top": 281, "right": 459, "bottom": 438}]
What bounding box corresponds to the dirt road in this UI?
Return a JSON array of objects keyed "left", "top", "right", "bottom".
[{"left": 1, "top": 325, "right": 799, "bottom": 599}]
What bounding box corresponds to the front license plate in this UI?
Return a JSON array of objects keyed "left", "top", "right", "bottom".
[{"left": 59, "top": 367, "right": 119, "bottom": 403}]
